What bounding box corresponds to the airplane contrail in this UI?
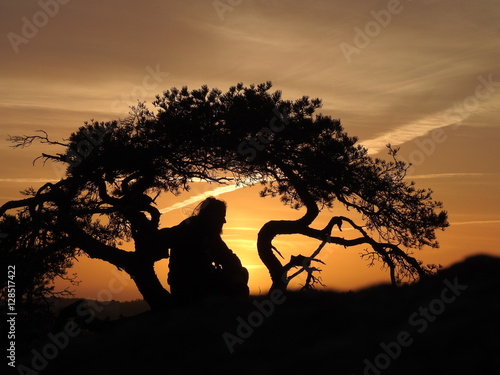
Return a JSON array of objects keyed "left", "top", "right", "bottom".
[
  {"left": 159, "top": 181, "right": 254, "bottom": 214},
  {"left": 359, "top": 94, "right": 493, "bottom": 155},
  {"left": 450, "top": 220, "right": 500, "bottom": 226},
  {"left": 359, "top": 110, "right": 466, "bottom": 155}
]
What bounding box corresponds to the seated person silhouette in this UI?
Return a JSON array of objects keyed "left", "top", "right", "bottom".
[{"left": 159, "top": 197, "right": 249, "bottom": 303}]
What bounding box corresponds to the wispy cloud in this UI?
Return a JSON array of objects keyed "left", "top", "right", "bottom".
[
  {"left": 159, "top": 183, "right": 250, "bottom": 214},
  {"left": 0, "top": 178, "right": 59, "bottom": 183},
  {"left": 359, "top": 85, "right": 497, "bottom": 155},
  {"left": 411, "top": 173, "right": 498, "bottom": 180},
  {"left": 243, "top": 265, "right": 266, "bottom": 270},
  {"left": 225, "top": 226, "right": 259, "bottom": 231},
  {"left": 451, "top": 220, "right": 500, "bottom": 226},
  {"left": 359, "top": 109, "right": 465, "bottom": 155}
]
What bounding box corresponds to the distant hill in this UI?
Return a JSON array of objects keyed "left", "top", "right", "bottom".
[
  {"left": 12, "top": 254, "right": 500, "bottom": 375},
  {"left": 51, "top": 298, "right": 150, "bottom": 320}
]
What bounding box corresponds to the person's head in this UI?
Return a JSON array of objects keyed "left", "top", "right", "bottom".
[{"left": 192, "top": 197, "right": 227, "bottom": 233}]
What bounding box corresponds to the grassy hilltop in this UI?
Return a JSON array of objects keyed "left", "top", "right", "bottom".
[{"left": 13, "top": 254, "right": 500, "bottom": 375}]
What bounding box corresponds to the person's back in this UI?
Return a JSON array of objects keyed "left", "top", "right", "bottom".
[{"left": 167, "top": 215, "right": 219, "bottom": 299}]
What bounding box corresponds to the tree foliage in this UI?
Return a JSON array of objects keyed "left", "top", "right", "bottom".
[{"left": 0, "top": 82, "right": 449, "bottom": 309}]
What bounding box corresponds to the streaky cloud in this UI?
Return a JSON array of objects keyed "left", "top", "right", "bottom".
[
  {"left": 360, "top": 111, "right": 462, "bottom": 155},
  {"left": 159, "top": 183, "right": 249, "bottom": 214},
  {"left": 0, "top": 178, "right": 60, "bottom": 183},
  {"left": 359, "top": 99, "right": 492, "bottom": 155},
  {"left": 410, "top": 173, "right": 498, "bottom": 179},
  {"left": 451, "top": 220, "right": 500, "bottom": 226}
]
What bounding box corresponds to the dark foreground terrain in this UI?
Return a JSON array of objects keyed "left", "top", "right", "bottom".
[{"left": 11, "top": 254, "right": 500, "bottom": 375}]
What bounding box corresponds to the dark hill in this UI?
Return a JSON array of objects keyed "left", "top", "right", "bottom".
[{"left": 13, "top": 254, "right": 500, "bottom": 375}]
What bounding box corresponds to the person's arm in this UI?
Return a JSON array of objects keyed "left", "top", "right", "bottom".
[{"left": 211, "top": 235, "right": 247, "bottom": 275}]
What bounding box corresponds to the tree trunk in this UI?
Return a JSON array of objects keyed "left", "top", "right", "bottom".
[
  {"left": 257, "top": 218, "right": 321, "bottom": 291},
  {"left": 257, "top": 164, "right": 320, "bottom": 292},
  {"left": 125, "top": 255, "right": 173, "bottom": 310},
  {"left": 65, "top": 221, "right": 173, "bottom": 310},
  {"left": 257, "top": 221, "right": 290, "bottom": 291}
]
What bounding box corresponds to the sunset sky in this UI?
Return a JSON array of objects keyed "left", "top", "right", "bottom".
[{"left": 1, "top": 0, "right": 499, "bottom": 301}]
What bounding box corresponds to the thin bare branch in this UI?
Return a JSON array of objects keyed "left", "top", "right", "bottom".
[{"left": 8, "top": 130, "right": 69, "bottom": 149}]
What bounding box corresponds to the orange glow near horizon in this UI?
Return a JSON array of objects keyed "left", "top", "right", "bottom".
[
  {"left": 48, "top": 182, "right": 500, "bottom": 302},
  {"left": 1, "top": 1, "right": 500, "bottom": 302}
]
